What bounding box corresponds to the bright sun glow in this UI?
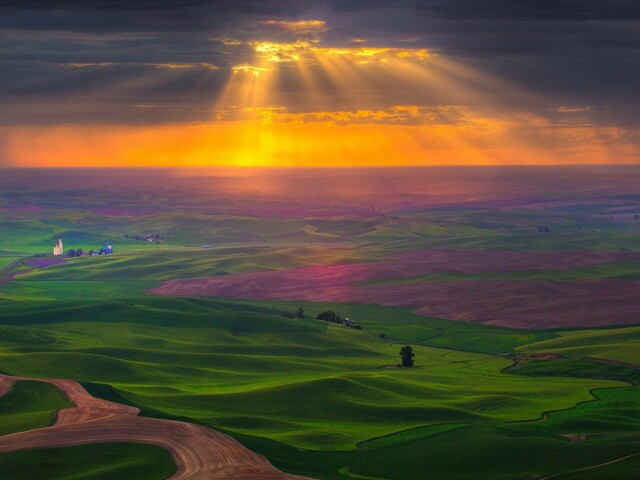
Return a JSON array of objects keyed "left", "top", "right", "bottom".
[
  {"left": 3, "top": 19, "right": 638, "bottom": 167},
  {"left": 243, "top": 40, "right": 431, "bottom": 66}
]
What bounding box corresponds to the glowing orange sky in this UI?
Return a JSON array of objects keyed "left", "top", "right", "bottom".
[
  {"left": 4, "top": 121, "right": 637, "bottom": 168},
  {"left": 2, "top": 34, "right": 638, "bottom": 167}
]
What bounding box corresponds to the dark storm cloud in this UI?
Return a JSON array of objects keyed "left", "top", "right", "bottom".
[
  {"left": 0, "top": 1, "right": 311, "bottom": 33},
  {"left": 326, "top": 0, "right": 640, "bottom": 21},
  {"left": 3, "top": 1, "right": 638, "bottom": 47},
  {"left": 411, "top": 0, "right": 640, "bottom": 21},
  {"left": 320, "top": 1, "right": 640, "bottom": 57},
  {"left": 0, "top": 0, "right": 638, "bottom": 126}
]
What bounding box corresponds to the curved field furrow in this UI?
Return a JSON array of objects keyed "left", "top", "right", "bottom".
[
  {"left": 0, "top": 377, "right": 13, "bottom": 397},
  {"left": 0, "top": 375, "right": 311, "bottom": 480}
]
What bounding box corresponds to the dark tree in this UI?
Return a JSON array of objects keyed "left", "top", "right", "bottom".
[
  {"left": 295, "top": 307, "right": 304, "bottom": 319},
  {"left": 75, "top": 248, "right": 83, "bottom": 257},
  {"left": 67, "top": 249, "right": 76, "bottom": 258},
  {"left": 317, "top": 311, "right": 337, "bottom": 322},
  {"left": 399, "top": 345, "right": 415, "bottom": 367}
]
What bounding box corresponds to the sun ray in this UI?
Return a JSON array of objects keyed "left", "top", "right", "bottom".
[{"left": 5, "top": 23, "right": 635, "bottom": 168}]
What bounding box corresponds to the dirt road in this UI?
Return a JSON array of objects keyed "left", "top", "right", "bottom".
[{"left": 0, "top": 375, "right": 311, "bottom": 480}]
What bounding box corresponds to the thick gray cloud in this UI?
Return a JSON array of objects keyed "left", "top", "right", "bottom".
[
  {"left": 326, "top": 0, "right": 640, "bottom": 21},
  {"left": 0, "top": 0, "right": 638, "bottom": 127}
]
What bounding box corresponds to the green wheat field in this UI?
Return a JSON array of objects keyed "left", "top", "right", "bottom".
[{"left": 1, "top": 167, "right": 640, "bottom": 479}]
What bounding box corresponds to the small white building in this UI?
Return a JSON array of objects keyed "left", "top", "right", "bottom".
[{"left": 53, "top": 239, "right": 63, "bottom": 256}]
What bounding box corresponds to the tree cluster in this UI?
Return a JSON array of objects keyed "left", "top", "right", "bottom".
[
  {"left": 124, "top": 233, "right": 164, "bottom": 242},
  {"left": 278, "top": 307, "right": 304, "bottom": 319},
  {"left": 316, "top": 310, "right": 342, "bottom": 323},
  {"left": 68, "top": 246, "right": 115, "bottom": 257},
  {"left": 316, "top": 310, "right": 362, "bottom": 329}
]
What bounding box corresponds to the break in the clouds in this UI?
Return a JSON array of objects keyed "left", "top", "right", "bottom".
[{"left": 0, "top": 0, "right": 639, "bottom": 166}]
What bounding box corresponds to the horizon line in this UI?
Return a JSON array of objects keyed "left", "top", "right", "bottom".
[{"left": 1, "top": 163, "right": 639, "bottom": 170}]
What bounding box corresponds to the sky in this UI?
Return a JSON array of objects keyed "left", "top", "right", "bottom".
[{"left": 1, "top": 0, "right": 639, "bottom": 167}]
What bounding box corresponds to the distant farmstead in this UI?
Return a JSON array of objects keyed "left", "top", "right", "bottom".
[{"left": 53, "top": 239, "right": 63, "bottom": 256}]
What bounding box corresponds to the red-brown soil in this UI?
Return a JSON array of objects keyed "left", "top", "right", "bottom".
[
  {"left": 0, "top": 377, "right": 12, "bottom": 397},
  {"left": 412, "top": 279, "right": 640, "bottom": 329},
  {"left": 150, "top": 249, "right": 640, "bottom": 329},
  {"left": 0, "top": 375, "right": 312, "bottom": 480}
]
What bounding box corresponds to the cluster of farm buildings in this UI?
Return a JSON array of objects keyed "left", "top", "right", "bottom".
[{"left": 52, "top": 239, "right": 113, "bottom": 257}]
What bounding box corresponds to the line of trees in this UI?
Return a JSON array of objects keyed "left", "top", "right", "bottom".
[
  {"left": 316, "top": 310, "right": 362, "bottom": 329},
  {"left": 67, "top": 246, "right": 114, "bottom": 257},
  {"left": 316, "top": 310, "right": 343, "bottom": 323},
  {"left": 278, "top": 307, "right": 304, "bottom": 319},
  {"left": 124, "top": 233, "right": 164, "bottom": 242}
]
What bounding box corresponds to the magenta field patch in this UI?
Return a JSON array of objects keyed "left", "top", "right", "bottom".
[{"left": 151, "top": 249, "right": 640, "bottom": 329}]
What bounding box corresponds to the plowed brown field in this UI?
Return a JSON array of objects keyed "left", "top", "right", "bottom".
[{"left": 0, "top": 375, "right": 312, "bottom": 480}]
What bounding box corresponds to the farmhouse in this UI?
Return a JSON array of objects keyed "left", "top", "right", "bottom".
[{"left": 52, "top": 239, "right": 63, "bottom": 256}]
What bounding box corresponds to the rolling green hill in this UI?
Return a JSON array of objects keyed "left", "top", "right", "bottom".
[
  {"left": 1, "top": 297, "right": 639, "bottom": 478},
  {"left": 0, "top": 381, "right": 72, "bottom": 436},
  {"left": 0, "top": 443, "right": 175, "bottom": 480},
  {"left": 2, "top": 169, "right": 640, "bottom": 479}
]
